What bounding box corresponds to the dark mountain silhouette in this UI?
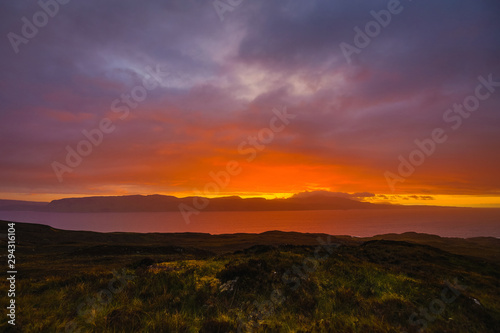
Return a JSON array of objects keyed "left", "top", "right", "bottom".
[
  {"left": 0, "top": 194, "right": 401, "bottom": 212},
  {"left": 2, "top": 220, "right": 499, "bottom": 263},
  {"left": 45, "top": 194, "right": 400, "bottom": 212}
]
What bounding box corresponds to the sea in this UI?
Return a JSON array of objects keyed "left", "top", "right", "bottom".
[{"left": 1, "top": 207, "right": 500, "bottom": 238}]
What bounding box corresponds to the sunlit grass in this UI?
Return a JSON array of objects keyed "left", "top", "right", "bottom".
[{"left": 1, "top": 242, "right": 499, "bottom": 332}]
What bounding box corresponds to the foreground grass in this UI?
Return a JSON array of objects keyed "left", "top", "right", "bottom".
[{"left": 1, "top": 237, "right": 499, "bottom": 333}]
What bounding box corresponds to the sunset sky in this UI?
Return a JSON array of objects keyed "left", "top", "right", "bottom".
[{"left": 1, "top": 0, "right": 500, "bottom": 207}]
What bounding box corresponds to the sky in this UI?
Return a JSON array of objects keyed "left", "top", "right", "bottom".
[{"left": 1, "top": 0, "right": 500, "bottom": 207}]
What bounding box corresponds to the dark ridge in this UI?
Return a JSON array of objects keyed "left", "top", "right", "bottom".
[
  {"left": 0, "top": 194, "right": 401, "bottom": 212},
  {"left": 2, "top": 220, "right": 500, "bottom": 264}
]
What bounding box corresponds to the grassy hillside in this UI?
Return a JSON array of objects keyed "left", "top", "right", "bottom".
[{"left": 1, "top": 221, "right": 499, "bottom": 332}]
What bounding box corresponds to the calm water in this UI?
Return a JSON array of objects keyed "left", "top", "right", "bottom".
[{"left": 1, "top": 208, "right": 499, "bottom": 238}]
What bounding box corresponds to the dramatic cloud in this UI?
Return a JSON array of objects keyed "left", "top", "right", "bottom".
[{"left": 0, "top": 0, "right": 499, "bottom": 201}]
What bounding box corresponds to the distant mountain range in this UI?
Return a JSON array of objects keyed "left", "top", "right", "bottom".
[{"left": 0, "top": 194, "right": 402, "bottom": 213}]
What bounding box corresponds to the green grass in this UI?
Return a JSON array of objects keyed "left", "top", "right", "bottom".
[{"left": 1, "top": 222, "right": 499, "bottom": 332}]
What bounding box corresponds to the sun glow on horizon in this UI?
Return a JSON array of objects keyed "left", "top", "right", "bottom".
[{"left": 1, "top": 191, "right": 500, "bottom": 208}]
